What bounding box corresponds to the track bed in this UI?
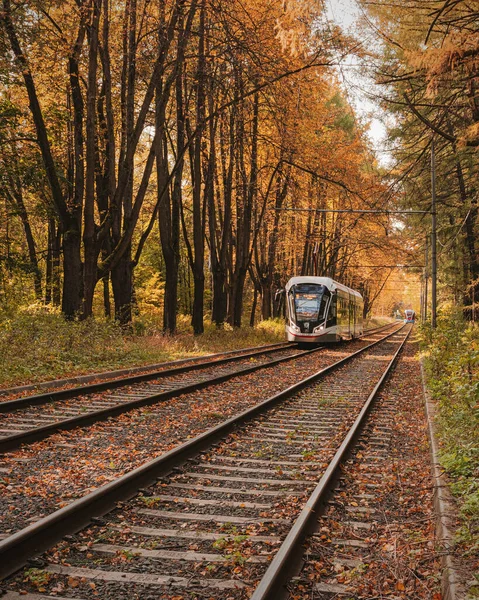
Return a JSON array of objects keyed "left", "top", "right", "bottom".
[{"left": 0, "top": 325, "right": 416, "bottom": 598}]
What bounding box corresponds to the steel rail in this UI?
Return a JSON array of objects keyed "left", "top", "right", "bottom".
[
  {"left": 365, "top": 321, "right": 397, "bottom": 332},
  {"left": 0, "top": 342, "right": 293, "bottom": 413},
  {"left": 250, "top": 326, "right": 412, "bottom": 600},
  {"left": 0, "top": 324, "right": 399, "bottom": 453},
  {"left": 0, "top": 345, "right": 318, "bottom": 453},
  {"left": 0, "top": 341, "right": 291, "bottom": 397},
  {"left": 0, "top": 324, "right": 405, "bottom": 580}
]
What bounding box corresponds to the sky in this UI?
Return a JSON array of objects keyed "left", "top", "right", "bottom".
[
  {"left": 324, "top": 0, "right": 390, "bottom": 161},
  {"left": 326, "top": 0, "right": 361, "bottom": 29}
]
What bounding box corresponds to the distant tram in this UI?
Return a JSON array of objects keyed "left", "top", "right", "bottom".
[
  {"left": 285, "top": 276, "right": 364, "bottom": 343},
  {"left": 404, "top": 309, "right": 415, "bottom": 323}
]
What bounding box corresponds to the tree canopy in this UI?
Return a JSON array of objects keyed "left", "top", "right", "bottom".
[
  {"left": 0, "top": 0, "right": 419, "bottom": 329},
  {"left": 358, "top": 0, "right": 479, "bottom": 319}
]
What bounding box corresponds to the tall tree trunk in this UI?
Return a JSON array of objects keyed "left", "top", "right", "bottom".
[
  {"left": 250, "top": 284, "right": 259, "bottom": 327},
  {"left": 102, "top": 272, "right": 111, "bottom": 317},
  {"left": 4, "top": 173, "right": 42, "bottom": 300},
  {"left": 45, "top": 220, "right": 54, "bottom": 305},
  {"left": 272, "top": 272, "right": 284, "bottom": 318},
  {"left": 21, "top": 212, "right": 42, "bottom": 301},
  {"left": 62, "top": 218, "right": 83, "bottom": 318},
  {"left": 52, "top": 224, "right": 62, "bottom": 306},
  {"left": 211, "top": 108, "right": 233, "bottom": 326},
  {"left": 111, "top": 257, "right": 132, "bottom": 323},
  {"left": 157, "top": 110, "right": 180, "bottom": 334},
  {"left": 206, "top": 79, "right": 220, "bottom": 327},
  {"left": 156, "top": 11, "right": 185, "bottom": 334},
  {"left": 2, "top": 0, "right": 83, "bottom": 317},
  {"left": 110, "top": 0, "right": 136, "bottom": 325},
  {"left": 83, "top": 0, "right": 102, "bottom": 318},
  {"left": 261, "top": 285, "right": 272, "bottom": 320},
  {"left": 190, "top": 0, "right": 207, "bottom": 334},
  {"left": 230, "top": 91, "right": 258, "bottom": 327},
  {"left": 447, "top": 120, "right": 479, "bottom": 316},
  {"left": 257, "top": 165, "right": 289, "bottom": 320}
]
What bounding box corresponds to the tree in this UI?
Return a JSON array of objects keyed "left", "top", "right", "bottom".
[{"left": 359, "top": 0, "right": 479, "bottom": 318}]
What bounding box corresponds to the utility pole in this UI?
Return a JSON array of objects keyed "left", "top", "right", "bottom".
[
  {"left": 420, "top": 282, "right": 424, "bottom": 324},
  {"left": 424, "top": 236, "right": 428, "bottom": 322},
  {"left": 431, "top": 139, "right": 438, "bottom": 328}
]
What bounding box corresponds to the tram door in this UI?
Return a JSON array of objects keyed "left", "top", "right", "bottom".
[
  {"left": 348, "top": 292, "right": 353, "bottom": 339},
  {"left": 351, "top": 295, "right": 355, "bottom": 337}
]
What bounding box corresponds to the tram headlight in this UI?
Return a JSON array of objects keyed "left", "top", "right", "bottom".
[
  {"left": 313, "top": 324, "right": 325, "bottom": 333},
  {"left": 290, "top": 321, "right": 300, "bottom": 332}
]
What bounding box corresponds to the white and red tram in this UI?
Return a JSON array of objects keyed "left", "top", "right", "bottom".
[
  {"left": 285, "top": 276, "right": 364, "bottom": 343},
  {"left": 404, "top": 309, "right": 415, "bottom": 323}
]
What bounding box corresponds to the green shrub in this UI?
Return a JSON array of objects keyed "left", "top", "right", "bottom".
[{"left": 420, "top": 311, "right": 479, "bottom": 580}]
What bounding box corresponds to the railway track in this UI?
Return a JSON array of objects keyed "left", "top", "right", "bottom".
[
  {"left": 0, "top": 325, "right": 401, "bottom": 541},
  {"left": 0, "top": 323, "right": 410, "bottom": 597},
  {"left": 0, "top": 342, "right": 292, "bottom": 399},
  {"left": 0, "top": 323, "right": 394, "bottom": 402},
  {"left": 0, "top": 344, "right": 311, "bottom": 453},
  {"left": 0, "top": 324, "right": 396, "bottom": 454},
  {"left": 284, "top": 332, "right": 439, "bottom": 600}
]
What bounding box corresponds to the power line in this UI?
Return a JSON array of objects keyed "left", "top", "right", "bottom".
[
  {"left": 352, "top": 265, "right": 424, "bottom": 268},
  {"left": 272, "top": 208, "right": 431, "bottom": 214}
]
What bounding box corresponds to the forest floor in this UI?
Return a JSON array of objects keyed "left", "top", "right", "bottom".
[{"left": 0, "top": 308, "right": 392, "bottom": 389}]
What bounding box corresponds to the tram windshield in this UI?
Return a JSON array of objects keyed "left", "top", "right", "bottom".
[{"left": 292, "top": 284, "right": 329, "bottom": 323}]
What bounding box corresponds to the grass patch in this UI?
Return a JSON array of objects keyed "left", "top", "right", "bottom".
[
  {"left": 0, "top": 307, "right": 285, "bottom": 388},
  {"left": 365, "top": 316, "right": 395, "bottom": 328},
  {"left": 420, "top": 311, "right": 479, "bottom": 590}
]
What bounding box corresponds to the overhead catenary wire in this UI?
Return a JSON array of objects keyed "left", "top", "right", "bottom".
[
  {"left": 348, "top": 265, "right": 424, "bottom": 268},
  {"left": 271, "top": 208, "right": 431, "bottom": 214}
]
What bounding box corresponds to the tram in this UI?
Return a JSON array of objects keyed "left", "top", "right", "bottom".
[
  {"left": 285, "top": 276, "right": 364, "bottom": 343},
  {"left": 404, "top": 309, "right": 416, "bottom": 323}
]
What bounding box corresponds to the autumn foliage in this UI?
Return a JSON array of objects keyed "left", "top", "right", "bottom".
[
  {"left": 0, "top": 0, "right": 401, "bottom": 331},
  {"left": 359, "top": 0, "right": 479, "bottom": 317}
]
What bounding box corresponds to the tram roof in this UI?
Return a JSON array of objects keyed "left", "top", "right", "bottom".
[{"left": 285, "top": 276, "right": 363, "bottom": 299}]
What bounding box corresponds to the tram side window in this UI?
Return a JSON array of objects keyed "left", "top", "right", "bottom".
[
  {"left": 327, "top": 295, "right": 337, "bottom": 327},
  {"left": 337, "top": 295, "right": 347, "bottom": 327},
  {"left": 331, "top": 296, "right": 337, "bottom": 317},
  {"left": 319, "top": 295, "right": 328, "bottom": 320}
]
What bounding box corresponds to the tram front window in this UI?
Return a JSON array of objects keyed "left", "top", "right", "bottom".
[{"left": 293, "top": 285, "right": 328, "bottom": 323}]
